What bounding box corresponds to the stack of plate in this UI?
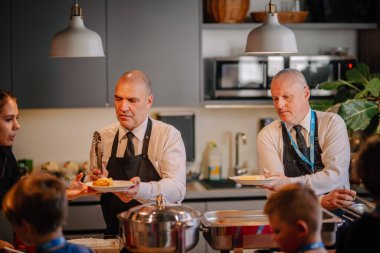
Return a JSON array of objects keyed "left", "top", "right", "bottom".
[{"left": 67, "top": 238, "right": 121, "bottom": 253}]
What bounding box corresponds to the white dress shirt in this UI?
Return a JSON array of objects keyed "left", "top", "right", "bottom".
[
  {"left": 257, "top": 110, "right": 350, "bottom": 195},
  {"left": 89, "top": 117, "right": 186, "bottom": 204}
]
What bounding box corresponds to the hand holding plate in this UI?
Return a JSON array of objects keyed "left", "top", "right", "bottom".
[{"left": 113, "top": 177, "right": 141, "bottom": 203}]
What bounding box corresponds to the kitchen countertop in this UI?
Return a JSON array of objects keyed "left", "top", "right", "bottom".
[
  {"left": 184, "top": 180, "right": 267, "bottom": 201},
  {"left": 71, "top": 181, "right": 364, "bottom": 204}
]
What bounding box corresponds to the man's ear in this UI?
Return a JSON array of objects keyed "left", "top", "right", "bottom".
[
  {"left": 304, "top": 86, "right": 311, "bottom": 100},
  {"left": 146, "top": 94, "right": 154, "bottom": 108},
  {"left": 296, "top": 220, "right": 309, "bottom": 237}
]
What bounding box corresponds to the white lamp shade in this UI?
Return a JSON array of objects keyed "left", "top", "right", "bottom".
[
  {"left": 245, "top": 13, "right": 298, "bottom": 54},
  {"left": 50, "top": 16, "right": 105, "bottom": 57}
]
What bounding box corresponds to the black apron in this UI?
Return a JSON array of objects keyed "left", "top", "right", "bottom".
[
  {"left": 282, "top": 116, "right": 324, "bottom": 178},
  {"left": 100, "top": 118, "right": 161, "bottom": 236}
]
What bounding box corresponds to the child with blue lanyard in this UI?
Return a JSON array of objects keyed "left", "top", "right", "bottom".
[
  {"left": 2, "top": 172, "right": 93, "bottom": 253},
  {"left": 264, "top": 183, "right": 326, "bottom": 253}
]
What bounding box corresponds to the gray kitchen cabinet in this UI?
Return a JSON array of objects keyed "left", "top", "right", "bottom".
[
  {"left": 65, "top": 204, "right": 106, "bottom": 232},
  {"left": 107, "top": 0, "right": 201, "bottom": 107},
  {"left": 11, "top": 0, "right": 107, "bottom": 108},
  {"left": 0, "top": 0, "right": 11, "bottom": 91}
]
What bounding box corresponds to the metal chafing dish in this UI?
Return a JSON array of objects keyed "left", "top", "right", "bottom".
[
  {"left": 201, "top": 209, "right": 342, "bottom": 251},
  {"left": 340, "top": 195, "right": 375, "bottom": 221}
]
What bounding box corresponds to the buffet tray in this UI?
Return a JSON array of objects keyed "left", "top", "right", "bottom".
[
  {"left": 201, "top": 209, "right": 341, "bottom": 250},
  {"left": 340, "top": 195, "right": 375, "bottom": 221}
]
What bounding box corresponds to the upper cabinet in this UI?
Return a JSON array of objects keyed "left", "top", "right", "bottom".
[
  {"left": 0, "top": 0, "right": 11, "bottom": 91},
  {"left": 107, "top": 0, "right": 201, "bottom": 107},
  {"left": 11, "top": 0, "right": 107, "bottom": 108}
]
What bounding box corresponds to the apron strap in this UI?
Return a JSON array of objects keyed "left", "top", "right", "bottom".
[
  {"left": 110, "top": 129, "right": 119, "bottom": 157},
  {"left": 142, "top": 118, "right": 153, "bottom": 155}
]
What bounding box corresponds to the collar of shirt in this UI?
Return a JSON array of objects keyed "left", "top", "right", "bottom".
[
  {"left": 117, "top": 117, "right": 149, "bottom": 144},
  {"left": 284, "top": 110, "right": 311, "bottom": 134}
]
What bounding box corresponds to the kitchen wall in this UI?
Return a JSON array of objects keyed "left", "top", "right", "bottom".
[
  {"left": 11, "top": 0, "right": 361, "bottom": 179},
  {"left": 13, "top": 107, "right": 277, "bottom": 179}
]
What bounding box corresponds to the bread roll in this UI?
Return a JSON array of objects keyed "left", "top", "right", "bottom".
[{"left": 93, "top": 177, "right": 113, "bottom": 186}]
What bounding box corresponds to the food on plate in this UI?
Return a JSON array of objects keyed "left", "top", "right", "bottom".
[
  {"left": 238, "top": 175, "right": 266, "bottom": 180},
  {"left": 93, "top": 177, "right": 113, "bottom": 186}
]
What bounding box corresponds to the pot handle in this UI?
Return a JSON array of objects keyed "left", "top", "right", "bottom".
[
  {"left": 156, "top": 194, "right": 165, "bottom": 209},
  {"left": 199, "top": 224, "right": 209, "bottom": 233}
]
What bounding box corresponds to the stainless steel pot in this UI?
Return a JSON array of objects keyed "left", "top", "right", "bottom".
[{"left": 118, "top": 195, "right": 201, "bottom": 253}]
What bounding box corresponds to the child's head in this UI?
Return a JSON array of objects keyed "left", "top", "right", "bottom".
[
  {"left": 355, "top": 135, "right": 380, "bottom": 199},
  {"left": 2, "top": 172, "right": 67, "bottom": 244},
  {"left": 264, "top": 183, "right": 321, "bottom": 253}
]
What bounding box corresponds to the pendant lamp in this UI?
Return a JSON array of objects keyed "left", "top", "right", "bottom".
[
  {"left": 50, "top": 1, "right": 105, "bottom": 58},
  {"left": 245, "top": 0, "right": 298, "bottom": 55}
]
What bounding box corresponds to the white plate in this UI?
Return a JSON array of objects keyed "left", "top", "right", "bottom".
[
  {"left": 229, "top": 175, "right": 279, "bottom": 186},
  {"left": 85, "top": 180, "right": 135, "bottom": 193}
]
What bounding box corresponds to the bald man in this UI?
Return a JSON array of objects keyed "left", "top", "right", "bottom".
[
  {"left": 89, "top": 70, "right": 186, "bottom": 236},
  {"left": 257, "top": 68, "right": 356, "bottom": 210}
]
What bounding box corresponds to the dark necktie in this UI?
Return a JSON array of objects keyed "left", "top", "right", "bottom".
[
  {"left": 126, "top": 132, "right": 135, "bottom": 157},
  {"left": 293, "top": 125, "right": 308, "bottom": 156}
]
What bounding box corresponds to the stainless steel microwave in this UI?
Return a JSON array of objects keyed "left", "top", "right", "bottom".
[{"left": 204, "top": 55, "right": 356, "bottom": 99}]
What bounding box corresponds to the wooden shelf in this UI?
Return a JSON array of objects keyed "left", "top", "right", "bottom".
[{"left": 203, "top": 22, "right": 378, "bottom": 30}]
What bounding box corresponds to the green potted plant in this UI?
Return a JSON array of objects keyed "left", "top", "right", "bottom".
[{"left": 317, "top": 63, "right": 380, "bottom": 137}]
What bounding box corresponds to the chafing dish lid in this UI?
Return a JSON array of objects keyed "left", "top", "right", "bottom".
[{"left": 119, "top": 195, "right": 201, "bottom": 223}]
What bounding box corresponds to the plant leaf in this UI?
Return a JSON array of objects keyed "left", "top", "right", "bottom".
[
  {"left": 318, "top": 80, "right": 346, "bottom": 90},
  {"left": 365, "top": 78, "right": 380, "bottom": 97},
  {"left": 346, "top": 63, "right": 370, "bottom": 83},
  {"left": 354, "top": 89, "right": 368, "bottom": 99},
  {"left": 310, "top": 101, "right": 334, "bottom": 111},
  {"left": 338, "top": 99, "right": 379, "bottom": 131}
]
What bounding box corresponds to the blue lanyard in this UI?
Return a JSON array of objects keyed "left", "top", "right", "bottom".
[
  {"left": 298, "top": 241, "right": 324, "bottom": 252},
  {"left": 283, "top": 110, "right": 316, "bottom": 173},
  {"left": 38, "top": 237, "right": 65, "bottom": 252}
]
